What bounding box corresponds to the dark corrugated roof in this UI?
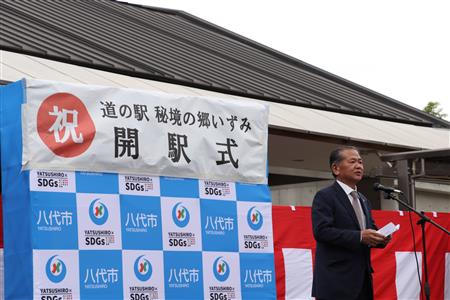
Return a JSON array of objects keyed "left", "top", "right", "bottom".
[{"left": 1, "top": 0, "right": 449, "bottom": 128}]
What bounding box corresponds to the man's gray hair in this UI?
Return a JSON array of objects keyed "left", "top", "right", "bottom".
[{"left": 329, "top": 146, "right": 359, "bottom": 177}]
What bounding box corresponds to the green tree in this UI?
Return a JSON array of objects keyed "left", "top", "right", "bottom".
[{"left": 423, "top": 101, "right": 448, "bottom": 119}]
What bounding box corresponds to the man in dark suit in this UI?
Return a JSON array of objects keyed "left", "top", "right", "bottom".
[{"left": 311, "top": 146, "right": 390, "bottom": 300}]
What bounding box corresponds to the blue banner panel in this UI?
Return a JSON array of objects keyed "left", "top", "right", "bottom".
[
  {"left": 160, "top": 177, "right": 199, "bottom": 198},
  {"left": 163, "top": 251, "right": 204, "bottom": 299},
  {"left": 120, "top": 195, "right": 163, "bottom": 250},
  {"left": 200, "top": 199, "right": 238, "bottom": 252},
  {"left": 236, "top": 182, "right": 272, "bottom": 202},
  {"left": 76, "top": 172, "right": 119, "bottom": 194},
  {"left": 1, "top": 80, "right": 33, "bottom": 300},
  {"left": 79, "top": 250, "right": 123, "bottom": 299},
  {"left": 30, "top": 191, "right": 78, "bottom": 249},
  {"left": 240, "top": 253, "right": 277, "bottom": 299}
]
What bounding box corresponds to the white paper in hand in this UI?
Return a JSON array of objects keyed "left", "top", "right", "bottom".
[{"left": 377, "top": 222, "right": 400, "bottom": 237}]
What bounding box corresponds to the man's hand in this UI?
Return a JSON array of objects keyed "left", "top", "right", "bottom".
[
  {"left": 375, "top": 234, "right": 392, "bottom": 248},
  {"left": 361, "top": 229, "right": 390, "bottom": 247}
]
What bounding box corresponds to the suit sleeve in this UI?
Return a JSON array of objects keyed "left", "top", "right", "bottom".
[{"left": 312, "top": 190, "right": 361, "bottom": 250}]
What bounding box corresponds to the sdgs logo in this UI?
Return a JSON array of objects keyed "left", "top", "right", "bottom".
[
  {"left": 89, "top": 199, "right": 109, "bottom": 225},
  {"left": 37, "top": 92, "right": 96, "bottom": 158},
  {"left": 172, "top": 202, "right": 190, "bottom": 228},
  {"left": 134, "top": 255, "right": 153, "bottom": 282},
  {"left": 242, "top": 205, "right": 270, "bottom": 251},
  {"left": 124, "top": 252, "right": 161, "bottom": 300},
  {"left": 79, "top": 194, "right": 119, "bottom": 249},
  {"left": 213, "top": 257, "right": 230, "bottom": 282},
  {"left": 46, "top": 255, "right": 67, "bottom": 283},
  {"left": 247, "top": 207, "right": 263, "bottom": 231},
  {"left": 208, "top": 255, "right": 237, "bottom": 300},
  {"left": 167, "top": 201, "right": 197, "bottom": 249}
]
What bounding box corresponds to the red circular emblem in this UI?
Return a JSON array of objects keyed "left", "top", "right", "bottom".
[{"left": 37, "top": 93, "right": 96, "bottom": 158}]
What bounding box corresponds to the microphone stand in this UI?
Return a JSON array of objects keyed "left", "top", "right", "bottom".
[{"left": 383, "top": 192, "right": 449, "bottom": 300}]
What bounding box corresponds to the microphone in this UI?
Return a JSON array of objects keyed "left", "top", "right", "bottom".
[{"left": 373, "top": 183, "right": 403, "bottom": 194}]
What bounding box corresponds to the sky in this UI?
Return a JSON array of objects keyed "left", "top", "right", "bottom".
[{"left": 126, "top": 0, "right": 450, "bottom": 121}]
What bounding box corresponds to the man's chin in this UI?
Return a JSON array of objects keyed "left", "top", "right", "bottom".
[{"left": 353, "top": 175, "right": 363, "bottom": 182}]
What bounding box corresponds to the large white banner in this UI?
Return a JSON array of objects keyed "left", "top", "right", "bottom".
[{"left": 22, "top": 79, "right": 269, "bottom": 183}]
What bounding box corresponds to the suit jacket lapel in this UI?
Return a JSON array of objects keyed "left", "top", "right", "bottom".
[{"left": 333, "top": 181, "right": 361, "bottom": 230}]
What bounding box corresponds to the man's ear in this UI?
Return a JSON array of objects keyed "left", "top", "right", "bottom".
[{"left": 331, "top": 163, "right": 339, "bottom": 176}]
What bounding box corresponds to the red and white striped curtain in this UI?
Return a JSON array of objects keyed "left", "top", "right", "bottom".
[{"left": 273, "top": 206, "right": 450, "bottom": 300}]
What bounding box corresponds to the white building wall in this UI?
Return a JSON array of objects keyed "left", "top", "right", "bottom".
[
  {"left": 271, "top": 180, "right": 332, "bottom": 206},
  {"left": 272, "top": 179, "right": 449, "bottom": 213},
  {"left": 416, "top": 191, "right": 450, "bottom": 213},
  {"left": 380, "top": 180, "right": 450, "bottom": 213}
]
